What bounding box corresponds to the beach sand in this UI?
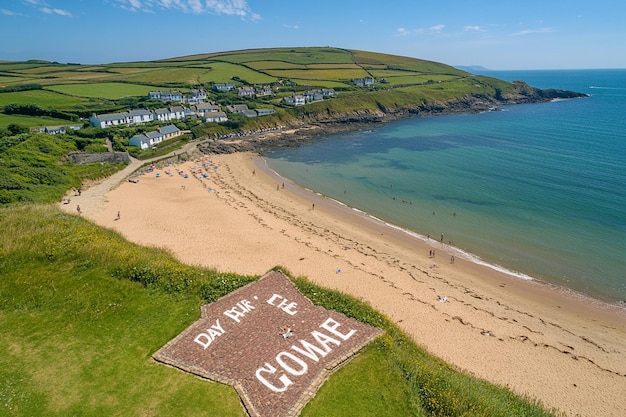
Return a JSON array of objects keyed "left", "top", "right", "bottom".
[{"left": 62, "top": 150, "right": 626, "bottom": 417}]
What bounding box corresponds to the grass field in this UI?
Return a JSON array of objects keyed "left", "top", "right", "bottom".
[
  {"left": 0, "top": 113, "right": 74, "bottom": 129},
  {"left": 0, "top": 89, "right": 90, "bottom": 108},
  {"left": 0, "top": 76, "right": 32, "bottom": 86},
  {"left": 47, "top": 82, "right": 156, "bottom": 99},
  {"left": 264, "top": 68, "right": 370, "bottom": 81},
  {"left": 198, "top": 62, "right": 276, "bottom": 84}
]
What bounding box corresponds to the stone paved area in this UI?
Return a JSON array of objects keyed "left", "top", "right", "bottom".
[{"left": 153, "top": 270, "right": 383, "bottom": 417}]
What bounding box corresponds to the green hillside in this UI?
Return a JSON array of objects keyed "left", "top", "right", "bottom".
[
  {"left": 0, "top": 205, "right": 557, "bottom": 417},
  {"left": 0, "top": 47, "right": 520, "bottom": 130}
]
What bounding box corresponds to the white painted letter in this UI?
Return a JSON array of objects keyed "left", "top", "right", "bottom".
[
  {"left": 223, "top": 307, "right": 246, "bottom": 323},
  {"left": 291, "top": 339, "right": 330, "bottom": 361},
  {"left": 210, "top": 319, "right": 224, "bottom": 334},
  {"left": 194, "top": 333, "right": 212, "bottom": 349},
  {"left": 320, "top": 317, "right": 356, "bottom": 340},
  {"left": 255, "top": 363, "right": 293, "bottom": 393},
  {"left": 266, "top": 294, "right": 282, "bottom": 306},
  {"left": 276, "top": 352, "right": 308, "bottom": 376},
  {"left": 310, "top": 330, "right": 341, "bottom": 351}
]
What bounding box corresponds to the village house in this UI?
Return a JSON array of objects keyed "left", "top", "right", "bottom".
[
  {"left": 203, "top": 111, "right": 228, "bottom": 123},
  {"left": 187, "top": 89, "right": 207, "bottom": 103},
  {"left": 149, "top": 89, "right": 206, "bottom": 104},
  {"left": 128, "top": 124, "right": 181, "bottom": 150},
  {"left": 148, "top": 90, "right": 184, "bottom": 102},
  {"left": 192, "top": 102, "right": 221, "bottom": 117},
  {"left": 283, "top": 94, "right": 306, "bottom": 106},
  {"left": 256, "top": 85, "right": 274, "bottom": 97},
  {"left": 352, "top": 77, "right": 376, "bottom": 87},
  {"left": 169, "top": 106, "right": 187, "bottom": 120},
  {"left": 38, "top": 125, "right": 66, "bottom": 135},
  {"left": 213, "top": 83, "right": 235, "bottom": 92},
  {"left": 90, "top": 112, "right": 132, "bottom": 128},
  {"left": 256, "top": 108, "right": 275, "bottom": 116},
  {"left": 129, "top": 109, "right": 154, "bottom": 124},
  {"left": 153, "top": 108, "right": 172, "bottom": 122},
  {"left": 238, "top": 86, "right": 256, "bottom": 98}
]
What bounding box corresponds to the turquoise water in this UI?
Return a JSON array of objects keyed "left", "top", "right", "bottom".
[{"left": 266, "top": 69, "right": 626, "bottom": 303}]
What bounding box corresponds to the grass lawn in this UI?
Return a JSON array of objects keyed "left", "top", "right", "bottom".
[
  {"left": 199, "top": 62, "right": 276, "bottom": 84},
  {"left": 0, "top": 89, "right": 89, "bottom": 108},
  {"left": 0, "top": 113, "right": 75, "bottom": 129},
  {"left": 265, "top": 68, "right": 370, "bottom": 81},
  {"left": 47, "top": 82, "right": 156, "bottom": 99}
]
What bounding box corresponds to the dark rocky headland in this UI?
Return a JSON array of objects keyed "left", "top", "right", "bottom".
[{"left": 197, "top": 80, "right": 588, "bottom": 155}]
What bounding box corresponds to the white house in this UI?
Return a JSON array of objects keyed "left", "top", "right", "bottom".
[
  {"left": 90, "top": 112, "right": 132, "bottom": 128},
  {"left": 169, "top": 106, "right": 186, "bottom": 120},
  {"left": 159, "top": 124, "right": 181, "bottom": 140},
  {"left": 238, "top": 86, "right": 256, "bottom": 97},
  {"left": 129, "top": 109, "right": 154, "bottom": 124},
  {"left": 39, "top": 126, "right": 66, "bottom": 134},
  {"left": 257, "top": 85, "right": 274, "bottom": 96},
  {"left": 128, "top": 125, "right": 181, "bottom": 149},
  {"left": 203, "top": 111, "right": 228, "bottom": 123},
  {"left": 213, "top": 83, "right": 235, "bottom": 92},
  {"left": 129, "top": 133, "right": 154, "bottom": 150},
  {"left": 284, "top": 94, "right": 306, "bottom": 106},
  {"left": 154, "top": 108, "right": 171, "bottom": 122},
  {"left": 192, "top": 103, "right": 221, "bottom": 117}
]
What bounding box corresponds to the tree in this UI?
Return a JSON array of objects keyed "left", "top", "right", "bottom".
[{"left": 7, "top": 124, "right": 29, "bottom": 135}]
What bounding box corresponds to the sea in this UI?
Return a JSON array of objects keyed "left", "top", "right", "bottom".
[{"left": 264, "top": 69, "right": 626, "bottom": 305}]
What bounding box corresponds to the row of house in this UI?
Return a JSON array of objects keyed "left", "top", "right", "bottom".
[
  {"left": 212, "top": 83, "right": 275, "bottom": 98},
  {"left": 226, "top": 104, "right": 275, "bottom": 118},
  {"left": 90, "top": 104, "right": 227, "bottom": 128},
  {"left": 148, "top": 89, "right": 208, "bottom": 104},
  {"left": 37, "top": 124, "right": 82, "bottom": 135},
  {"left": 283, "top": 88, "right": 336, "bottom": 106},
  {"left": 90, "top": 100, "right": 277, "bottom": 128},
  {"left": 128, "top": 124, "right": 182, "bottom": 150}
]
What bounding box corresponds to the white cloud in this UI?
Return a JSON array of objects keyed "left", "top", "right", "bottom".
[
  {"left": 116, "top": 0, "right": 260, "bottom": 19},
  {"left": 429, "top": 24, "right": 445, "bottom": 32},
  {"left": 1, "top": 9, "right": 17, "bottom": 16},
  {"left": 283, "top": 24, "right": 299, "bottom": 30},
  {"left": 512, "top": 27, "right": 556, "bottom": 36},
  {"left": 464, "top": 25, "right": 484, "bottom": 32},
  {"left": 22, "top": 0, "right": 72, "bottom": 17},
  {"left": 394, "top": 27, "right": 410, "bottom": 37},
  {"left": 41, "top": 7, "right": 72, "bottom": 17}
]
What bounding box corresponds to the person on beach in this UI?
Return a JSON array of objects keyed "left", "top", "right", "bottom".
[
  {"left": 450, "top": 255, "right": 455, "bottom": 264},
  {"left": 76, "top": 205, "right": 81, "bottom": 214},
  {"left": 312, "top": 203, "right": 315, "bottom": 210}
]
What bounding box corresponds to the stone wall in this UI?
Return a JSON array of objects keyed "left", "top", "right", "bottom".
[{"left": 68, "top": 152, "right": 130, "bottom": 165}]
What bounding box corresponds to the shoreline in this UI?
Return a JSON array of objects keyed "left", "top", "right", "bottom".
[
  {"left": 256, "top": 154, "right": 624, "bottom": 308},
  {"left": 63, "top": 150, "right": 626, "bottom": 417}
]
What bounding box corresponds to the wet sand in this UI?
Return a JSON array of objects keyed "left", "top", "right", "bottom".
[{"left": 62, "top": 151, "right": 626, "bottom": 417}]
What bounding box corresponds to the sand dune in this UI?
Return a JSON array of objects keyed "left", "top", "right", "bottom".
[{"left": 61, "top": 150, "right": 626, "bottom": 417}]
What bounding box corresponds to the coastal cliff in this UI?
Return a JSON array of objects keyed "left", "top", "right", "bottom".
[{"left": 197, "top": 81, "right": 587, "bottom": 155}]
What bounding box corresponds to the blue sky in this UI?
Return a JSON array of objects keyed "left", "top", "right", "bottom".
[{"left": 2, "top": 0, "right": 625, "bottom": 69}]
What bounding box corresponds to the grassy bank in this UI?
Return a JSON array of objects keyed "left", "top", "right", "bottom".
[{"left": 0, "top": 205, "right": 560, "bottom": 417}]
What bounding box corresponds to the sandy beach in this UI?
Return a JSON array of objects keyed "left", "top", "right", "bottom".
[{"left": 62, "top": 149, "right": 626, "bottom": 417}]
